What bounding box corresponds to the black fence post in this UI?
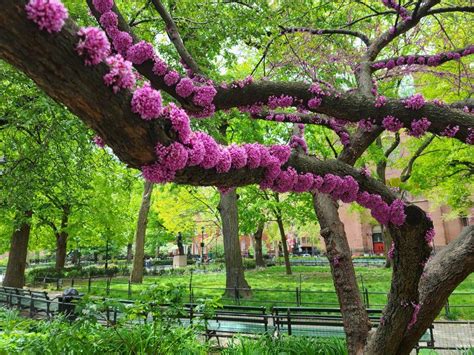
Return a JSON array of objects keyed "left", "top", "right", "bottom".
[
  {"left": 189, "top": 270, "right": 193, "bottom": 305},
  {"left": 71, "top": 278, "right": 74, "bottom": 288},
  {"left": 88, "top": 276, "right": 92, "bottom": 293},
  {"left": 365, "top": 288, "right": 370, "bottom": 308},
  {"left": 444, "top": 299, "right": 450, "bottom": 318}
]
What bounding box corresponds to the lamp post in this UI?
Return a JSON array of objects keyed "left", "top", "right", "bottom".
[{"left": 200, "top": 226, "right": 205, "bottom": 262}]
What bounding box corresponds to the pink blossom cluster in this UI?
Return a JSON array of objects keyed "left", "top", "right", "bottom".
[
  {"left": 359, "top": 117, "right": 377, "bottom": 131},
  {"left": 93, "top": 135, "right": 105, "bottom": 148},
  {"left": 99, "top": 11, "right": 118, "bottom": 29},
  {"left": 381, "top": 0, "right": 411, "bottom": 21},
  {"left": 93, "top": 0, "right": 113, "bottom": 13},
  {"left": 371, "top": 46, "right": 473, "bottom": 70},
  {"left": 425, "top": 228, "right": 435, "bottom": 244},
  {"left": 227, "top": 76, "right": 253, "bottom": 89},
  {"left": 25, "top": 0, "right": 68, "bottom": 33},
  {"left": 404, "top": 94, "right": 425, "bottom": 110},
  {"left": 126, "top": 41, "right": 154, "bottom": 65},
  {"left": 441, "top": 125, "right": 459, "bottom": 138},
  {"left": 262, "top": 112, "right": 301, "bottom": 123},
  {"left": 290, "top": 135, "right": 308, "bottom": 153},
  {"left": 131, "top": 83, "right": 163, "bottom": 120},
  {"left": 327, "top": 120, "right": 350, "bottom": 147},
  {"left": 76, "top": 27, "right": 110, "bottom": 66},
  {"left": 408, "top": 117, "right": 431, "bottom": 137},
  {"left": 164, "top": 70, "right": 180, "bottom": 86},
  {"left": 388, "top": 242, "right": 395, "bottom": 260},
  {"left": 382, "top": 115, "right": 403, "bottom": 132},
  {"left": 407, "top": 302, "right": 421, "bottom": 330},
  {"left": 175, "top": 78, "right": 195, "bottom": 98},
  {"left": 268, "top": 95, "right": 294, "bottom": 110},
  {"left": 103, "top": 54, "right": 136, "bottom": 93},
  {"left": 466, "top": 128, "right": 474, "bottom": 145},
  {"left": 307, "top": 83, "right": 327, "bottom": 110},
  {"left": 375, "top": 95, "right": 388, "bottom": 108}
]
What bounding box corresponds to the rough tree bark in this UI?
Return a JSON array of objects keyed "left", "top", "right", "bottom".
[
  {"left": 365, "top": 205, "right": 432, "bottom": 354},
  {"left": 253, "top": 223, "right": 266, "bottom": 268},
  {"left": 126, "top": 243, "right": 133, "bottom": 262},
  {"left": 218, "top": 189, "right": 251, "bottom": 298},
  {"left": 275, "top": 214, "right": 292, "bottom": 275},
  {"left": 130, "top": 180, "right": 154, "bottom": 283},
  {"left": 313, "top": 194, "right": 370, "bottom": 354},
  {"left": 55, "top": 231, "right": 68, "bottom": 271},
  {"left": 397, "top": 225, "right": 474, "bottom": 353},
  {"left": 55, "top": 204, "right": 70, "bottom": 271},
  {"left": 3, "top": 211, "right": 33, "bottom": 288}
]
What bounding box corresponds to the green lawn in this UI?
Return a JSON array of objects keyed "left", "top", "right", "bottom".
[{"left": 36, "top": 265, "right": 474, "bottom": 319}]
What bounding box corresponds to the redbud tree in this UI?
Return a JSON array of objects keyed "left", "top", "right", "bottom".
[{"left": 1, "top": 0, "right": 473, "bottom": 353}]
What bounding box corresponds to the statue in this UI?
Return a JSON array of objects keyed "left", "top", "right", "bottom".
[{"left": 177, "top": 232, "right": 184, "bottom": 255}]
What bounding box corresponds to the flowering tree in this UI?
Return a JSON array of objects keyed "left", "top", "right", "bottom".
[{"left": 1, "top": 0, "right": 473, "bottom": 353}]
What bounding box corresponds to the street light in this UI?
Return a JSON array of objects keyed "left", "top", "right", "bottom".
[{"left": 200, "top": 226, "right": 205, "bottom": 262}]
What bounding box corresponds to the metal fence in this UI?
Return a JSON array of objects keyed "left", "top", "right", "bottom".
[{"left": 31, "top": 272, "right": 474, "bottom": 321}]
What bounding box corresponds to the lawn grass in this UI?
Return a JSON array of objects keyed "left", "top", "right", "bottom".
[{"left": 37, "top": 265, "right": 474, "bottom": 319}]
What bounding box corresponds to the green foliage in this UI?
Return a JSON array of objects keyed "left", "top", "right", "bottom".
[{"left": 223, "top": 335, "right": 347, "bottom": 355}]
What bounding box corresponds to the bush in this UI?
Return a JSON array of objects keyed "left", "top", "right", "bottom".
[
  {"left": 26, "top": 264, "right": 120, "bottom": 282},
  {"left": 223, "top": 335, "right": 347, "bottom": 355},
  {"left": 242, "top": 258, "right": 256, "bottom": 270}
]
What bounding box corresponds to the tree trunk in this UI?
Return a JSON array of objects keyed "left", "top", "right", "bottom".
[
  {"left": 3, "top": 211, "right": 33, "bottom": 288},
  {"left": 276, "top": 215, "right": 292, "bottom": 275},
  {"left": 382, "top": 225, "right": 393, "bottom": 268},
  {"left": 55, "top": 231, "right": 68, "bottom": 271},
  {"left": 126, "top": 243, "right": 133, "bottom": 262},
  {"left": 218, "top": 189, "right": 251, "bottom": 298},
  {"left": 396, "top": 225, "right": 474, "bottom": 353},
  {"left": 253, "top": 224, "right": 265, "bottom": 268},
  {"left": 313, "top": 194, "right": 370, "bottom": 354},
  {"left": 130, "top": 180, "right": 154, "bottom": 284},
  {"left": 365, "top": 205, "right": 432, "bottom": 354}
]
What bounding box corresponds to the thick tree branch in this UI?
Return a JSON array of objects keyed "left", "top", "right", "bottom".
[
  {"left": 150, "top": 0, "right": 201, "bottom": 75},
  {"left": 281, "top": 26, "right": 370, "bottom": 47},
  {"left": 371, "top": 45, "right": 473, "bottom": 72},
  {"left": 427, "top": 6, "right": 474, "bottom": 15},
  {"left": 398, "top": 226, "right": 474, "bottom": 352}
]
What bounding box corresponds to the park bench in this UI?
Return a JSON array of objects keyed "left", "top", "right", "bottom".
[
  {"left": 184, "top": 303, "right": 271, "bottom": 344},
  {"left": 29, "top": 290, "right": 60, "bottom": 318},
  {"left": 272, "top": 306, "right": 434, "bottom": 348},
  {"left": 0, "top": 286, "right": 31, "bottom": 310}
]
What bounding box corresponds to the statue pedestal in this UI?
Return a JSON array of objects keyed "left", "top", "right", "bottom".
[{"left": 173, "top": 255, "right": 187, "bottom": 268}]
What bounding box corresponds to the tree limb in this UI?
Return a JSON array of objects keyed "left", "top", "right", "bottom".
[
  {"left": 400, "top": 135, "right": 435, "bottom": 182},
  {"left": 150, "top": 0, "right": 201, "bottom": 75},
  {"left": 281, "top": 26, "right": 370, "bottom": 47}
]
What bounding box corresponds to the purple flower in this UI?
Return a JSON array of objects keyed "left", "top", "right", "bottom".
[
  {"left": 293, "top": 173, "right": 314, "bottom": 192},
  {"left": 269, "top": 145, "right": 291, "bottom": 164},
  {"left": 359, "top": 118, "right": 376, "bottom": 131},
  {"left": 186, "top": 133, "right": 205, "bottom": 166},
  {"left": 408, "top": 117, "right": 431, "bottom": 137},
  {"left": 375, "top": 95, "right": 387, "bottom": 108},
  {"left": 99, "top": 11, "right": 118, "bottom": 29},
  {"left": 290, "top": 135, "right": 308, "bottom": 153},
  {"left": 142, "top": 162, "right": 175, "bottom": 183},
  {"left": 216, "top": 148, "right": 232, "bottom": 173},
  {"left": 389, "top": 199, "right": 406, "bottom": 226},
  {"left": 337, "top": 176, "right": 359, "bottom": 203},
  {"left": 25, "top": 0, "right": 68, "bottom": 33},
  {"left": 164, "top": 70, "right": 180, "bottom": 86},
  {"left": 404, "top": 93, "right": 425, "bottom": 110},
  {"left": 243, "top": 144, "right": 262, "bottom": 169},
  {"left": 155, "top": 142, "right": 188, "bottom": 171},
  {"left": 441, "top": 125, "right": 459, "bottom": 138},
  {"left": 388, "top": 242, "right": 395, "bottom": 259},
  {"left": 131, "top": 84, "right": 162, "bottom": 120},
  {"left": 268, "top": 95, "right": 293, "bottom": 109},
  {"left": 193, "top": 85, "right": 217, "bottom": 107},
  {"left": 103, "top": 54, "right": 136, "bottom": 93},
  {"left": 168, "top": 103, "right": 191, "bottom": 144},
  {"left": 175, "top": 78, "right": 195, "bottom": 98},
  {"left": 76, "top": 27, "right": 110, "bottom": 66},
  {"left": 425, "top": 228, "right": 435, "bottom": 244},
  {"left": 196, "top": 132, "right": 220, "bottom": 169},
  {"left": 92, "top": 0, "right": 113, "bottom": 13},
  {"left": 93, "top": 135, "right": 105, "bottom": 148},
  {"left": 228, "top": 145, "right": 248, "bottom": 169},
  {"left": 311, "top": 175, "right": 324, "bottom": 190},
  {"left": 382, "top": 115, "right": 403, "bottom": 132},
  {"left": 386, "top": 59, "right": 395, "bottom": 69},
  {"left": 272, "top": 167, "right": 298, "bottom": 193},
  {"left": 319, "top": 174, "right": 342, "bottom": 194},
  {"left": 111, "top": 31, "right": 133, "bottom": 56},
  {"left": 467, "top": 128, "right": 474, "bottom": 145},
  {"left": 126, "top": 41, "right": 154, "bottom": 65},
  {"left": 307, "top": 97, "right": 322, "bottom": 109}
]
